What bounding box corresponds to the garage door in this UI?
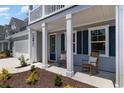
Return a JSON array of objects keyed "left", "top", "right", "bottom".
[{"left": 13, "top": 40, "right": 29, "bottom": 59}]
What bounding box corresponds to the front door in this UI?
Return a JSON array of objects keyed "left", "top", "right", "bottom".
[{"left": 50, "top": 34, "right": 56, "bottom": 60}]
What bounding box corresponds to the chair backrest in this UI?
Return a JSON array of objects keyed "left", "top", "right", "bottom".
[
  {"left": 90, "top": 51, "right": 99, "bottom": 66},
  {"left": 60, "top": 53, "right": 66, "bottom": 60}
]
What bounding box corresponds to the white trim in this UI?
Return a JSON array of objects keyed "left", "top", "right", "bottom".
[
  {"left": 48, "top": 33, "right": 57, "bottom": 62},
  {"left": 64, "top": 32, "right": 67, "bottom": 51},
  {"left": 115, "top": 6, "right": 119, "bottom": 88},
  {"left": 0, "top": 40, "right": 9, "bottom": 43},
  {"left": 115, "top": 5, "right": 119, "bottom": 88},
  {"left": 10, "top": 30, "right": 28, "bottom": 38},
  {"left": 88, "top": 25, "right": 109, "bottom": 57}
]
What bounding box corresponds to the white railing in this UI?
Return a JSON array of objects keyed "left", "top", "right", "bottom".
[
  {"left": 45, "top": 5, "right": 65, "bottom": 15},
  {"left": 30, "top": 5, "right": 71, "bottom": 23},
  {"left": 30, "top": 6, "right": 42, "bottom": 22}
]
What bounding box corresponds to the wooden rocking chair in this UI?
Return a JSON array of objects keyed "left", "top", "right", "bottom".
[{"left": 82, "top": 51, "right": 99, "bottom": 75}]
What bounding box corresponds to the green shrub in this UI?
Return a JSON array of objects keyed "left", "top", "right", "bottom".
[
  {"left": 54, "top": 74, "right": 63, "bottom": 87},
  {"left": 0, "top": 68, "right": 10, "bottom": 81},
  {"left": 18, "top": 55, "right": 28, "bottom": 67},
  {"left": 26, "top": 71, "right": 38, "bottom": 85},
  {"left": 0, "top": 53, "right": 7, "bottom": 58},
  {"left": 4, "top": 51, "right": 11, "bottom": 57},
  {"left": 30, "top": 65, "right": 36, "bottom": 72},
  {"left": 0, "top": 84, "right": 11, "bottom": 88},
  {"left": 0, "top": 51, "right": 11, "bottom": 58}
]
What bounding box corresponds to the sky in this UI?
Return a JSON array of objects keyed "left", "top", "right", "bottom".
[{"left": 0, "top": 5, "right": 28, "bottom": 25}]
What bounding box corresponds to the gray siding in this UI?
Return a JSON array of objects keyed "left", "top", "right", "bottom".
[
  {"left": 74, "top": 54, "right": 115, "bottom": 73},
  {"left": 37, "top": 31, "right": 42, "bottom": 62}
]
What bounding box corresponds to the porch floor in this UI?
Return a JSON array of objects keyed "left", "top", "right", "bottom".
[{"left": 35, "top": 62, "right": 115, "bottom": 88}]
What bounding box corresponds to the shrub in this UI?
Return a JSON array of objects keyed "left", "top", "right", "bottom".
[
  {"left": 64, "top": 84, "right": 75, "bottom": 88},
  {"left": 54, "top": 74, "right": 63, "bottom": 87},
  {"left": 0, "top": 51, "right": 11, "bottom": 59},
  {"left": 0, "top": 84, "right": 11, "bottom": 88},
  {"left": 0, "top": 68, "right": 10, "bottom": 81},
  {"left": 18, "top": 55, "right": 28, "bottom": 67},
  {"left": 26, "top": 71, "right": 38, "bottom": 85},
  {"left": 30, "top": 65, "right": 36, "bottom": 72},
  {"left": 4, "top": 51, "right": 11, "bottom": 57},
  {"left": 0, "top": 53, "right": 7, "bottom": 58}
]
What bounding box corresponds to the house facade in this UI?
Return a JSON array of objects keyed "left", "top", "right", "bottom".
[
  {"left": 26, "top": 5, "right": 124, "bottom": 87},
  {"left": 0, "top": 17, "right": 28, "bottom": 58},
  {"left": 0, "top": 5, "right": 123, "bottom": 87},
  {"left": 8, "top": 17, "right": 29, "bottom": 58},
  {"left": 0, "top": 25, "right": 10, "bottom": 51}
]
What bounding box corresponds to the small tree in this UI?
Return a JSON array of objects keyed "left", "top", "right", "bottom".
[{"left": 18, "top": 55, "right": 28, "bottom": 67}]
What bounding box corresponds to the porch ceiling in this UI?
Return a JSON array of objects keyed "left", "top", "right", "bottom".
[{"left": 30, "top": 5, "right": 115, "bottom": 32}]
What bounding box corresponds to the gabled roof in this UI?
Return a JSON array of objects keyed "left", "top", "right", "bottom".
[{"left": 9, "top": 17, "right": 27, "bottom": 28}]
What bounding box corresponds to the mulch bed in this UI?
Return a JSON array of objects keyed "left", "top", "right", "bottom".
[
  {"left": 0, "top": 68, "right": 96, "bottom": 88},
  {"left": 0, "top": 57, "right": 12, "bottom": 59}
]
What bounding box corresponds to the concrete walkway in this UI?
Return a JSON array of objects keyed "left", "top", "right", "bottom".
[
  {"left": 0, "top": 58, "right": 114, "bottom": 88},
  {"left": 0, "top": 58, "right": 31, "bottom": 73}
]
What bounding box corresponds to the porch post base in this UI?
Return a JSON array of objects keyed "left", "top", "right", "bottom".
[
  {"left": 42, "top": 64, "right": 48, "bottom": 69},
  {"left": 66, "top": 70, "right": 74, "bottom": 77},
  {"left": 115, "top": 83, "right": 119, "bottom": 88}
]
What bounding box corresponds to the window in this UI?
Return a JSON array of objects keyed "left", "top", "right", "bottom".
[
  {"left": 73, "top": 32, "right": 77, "bottom": 54},
  {"left": 11, "top": 24, "right": 16, "bottom": 30},
  {"left": 89, "top": 25, "right": 109, "bottom": 56}
]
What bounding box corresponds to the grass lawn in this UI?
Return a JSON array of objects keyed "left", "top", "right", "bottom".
[{"left": 0, "top": 68, "right": 95, "bottom": 88}]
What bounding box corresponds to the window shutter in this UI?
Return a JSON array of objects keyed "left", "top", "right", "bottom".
[
  {"left": 77, "top": 31, "right": 82, "bottom": 54},
  {"left": 61, "top": 34, "right": 65, "bottom": 52},
  {"left": 83, "top": 30, "right": 88, "bottom": 54},
  {"left": 109, "top": 26, "right": 115, "bottom": 56}
]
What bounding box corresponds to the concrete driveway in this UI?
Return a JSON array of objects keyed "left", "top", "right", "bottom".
[{"left": 0, "top": 58, "right": 31, "bottom": 73}]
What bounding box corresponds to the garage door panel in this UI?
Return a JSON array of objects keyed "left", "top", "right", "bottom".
[{"left": 13, "top": 40, "right": 29, "bottom": 59}]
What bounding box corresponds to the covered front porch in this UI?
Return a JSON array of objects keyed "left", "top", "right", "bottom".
[{"left": 28, "top": 5, "right": 123, "bottom": 87}]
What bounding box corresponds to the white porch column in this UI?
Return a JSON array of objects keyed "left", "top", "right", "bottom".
[
  {"left": 116, "top": 5, "right": 124, "bottom": 88},
  {"left": 28, "top": 29, "right": 33, "bottom": 64},
  {"left": 42, "top": 5, "right": 45, "bottom": 17},
  {"left": 66, "top": 13, "right": 74, "bottom": 77},
  {"left": 1, "top": 42, "right": 4, "bottom": 51},
  {"left": 8, "top": 41, "right": 10, "bottom": 51},
  {"left": 42, "top": 23, "right": 48, "bottom": 68},
  {"left": 32, "top": 31, "right": 37, "bottom": 63}
]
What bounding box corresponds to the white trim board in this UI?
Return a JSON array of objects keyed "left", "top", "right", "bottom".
[{"left": 10, "top": 30, "right": 28, "bottom": 38}]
